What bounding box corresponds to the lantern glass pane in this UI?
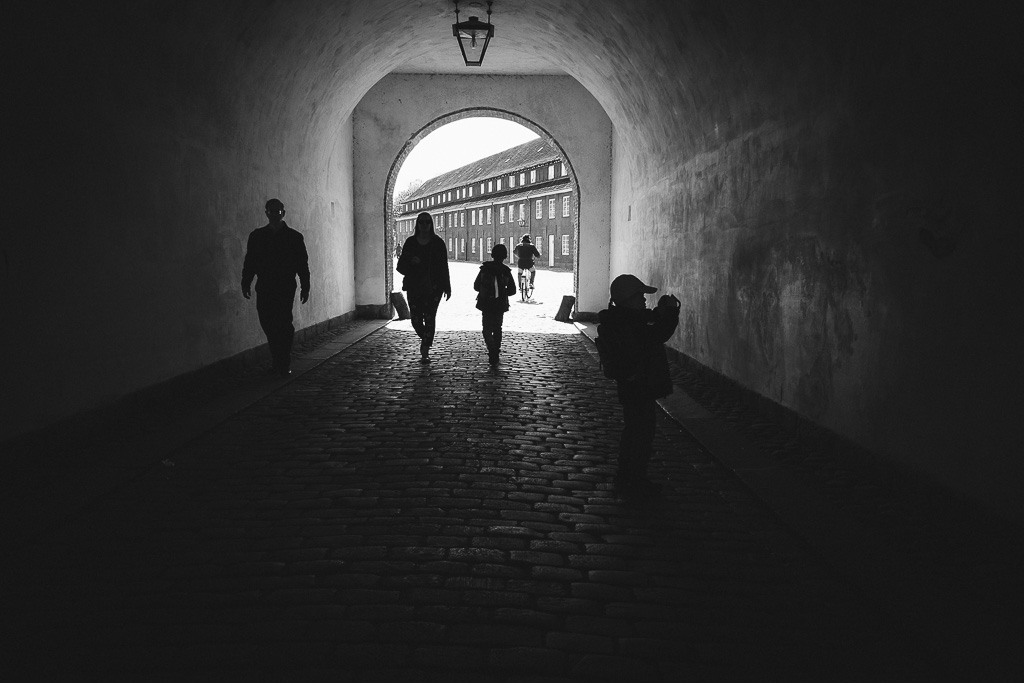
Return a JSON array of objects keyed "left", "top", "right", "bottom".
[{"left": 453, "top": 19, "right": 493, "bottom": 66}]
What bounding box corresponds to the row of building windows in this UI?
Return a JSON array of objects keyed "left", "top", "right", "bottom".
[
  {"left": 395, "top": 183, "right": 575, "bottom": 269},
  {"left": 403, "top": 162, "right": 569, "bottom": 214},
  {"left": 446, "top": 234, "right": 572, "bottom": 257},
  {"left": 408, "top": 196, "right": 571, "bottom": 231}
]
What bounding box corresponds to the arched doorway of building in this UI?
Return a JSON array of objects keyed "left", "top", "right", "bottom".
[{"left": 384, "top": 108, "right": 582, "bottom": 326}]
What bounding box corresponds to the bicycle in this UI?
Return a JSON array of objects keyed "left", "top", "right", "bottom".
[{"left": 518, "top": 267, "right": 535, "bottom": 303}]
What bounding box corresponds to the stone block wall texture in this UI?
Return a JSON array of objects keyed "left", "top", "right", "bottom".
[{"left": 5, "top": 0, "right": 1022, "bottom": 519}]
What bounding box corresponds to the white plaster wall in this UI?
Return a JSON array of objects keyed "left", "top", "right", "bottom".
[
  {"left": 352, "top": 75, "right": 611, "bottom": 316},
  {"left": 3, "top": 8, "right": 360, "bottom": 441}
]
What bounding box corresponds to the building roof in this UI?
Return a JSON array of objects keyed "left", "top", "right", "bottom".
[
  {"left": 397, "top": 181, "right": 573, "bottom": 220},
  {"left": 406, "top": 137, "right": 562, "bottom": 202}
]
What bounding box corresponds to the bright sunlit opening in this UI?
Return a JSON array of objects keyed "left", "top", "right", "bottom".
[{"left": 394, "top": 117, "right": 539, "bottom": 200}]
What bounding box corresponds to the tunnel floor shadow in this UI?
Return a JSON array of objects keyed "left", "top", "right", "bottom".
[{"left": 0, "top": 325, "right": 956, "bottom": 681}]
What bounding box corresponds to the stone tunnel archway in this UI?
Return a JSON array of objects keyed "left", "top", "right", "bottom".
[
  {"left": 352, "top": 74, "right": 612, "bottom": 321},
  {"left": 382, "top": 108, "right": 582, "bottom": 315}
]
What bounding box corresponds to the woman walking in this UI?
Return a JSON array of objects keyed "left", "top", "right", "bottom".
[{"left": 397, "top": 212, "right": 451, "bottom": 362}]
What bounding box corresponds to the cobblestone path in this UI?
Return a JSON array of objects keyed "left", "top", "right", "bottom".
[{"left": 1, "top": 325, "right": 935, "bottom": 681}]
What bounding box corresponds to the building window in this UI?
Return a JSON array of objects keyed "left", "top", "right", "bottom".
[
  {"left": 480, "top": 183, "right": 485, "bottom": 193},
  {"left": 519, "top": 203, "right": 526, "bottom": 221},
  {"left": 472, "top": 240, "right": 476, "bottom": 254},
  {"left": 530, "top": 169, "right": 537, "bottom": 183},
  {"left": 487, "top": 181, "right": 493, "bottom": 193},
  {"left": 461, "top": 238, "right": 465, "bottom": 253},
  {"left": 471, "top": 211, "right": 476, "bottom": 226},
  {"left": 500, "top": 237, "right": 505, "bottom": 244},
  {"left": 561, "top": 163, "right": 568, "bottom": 176},
  {"left": 548, "top": 165, "right": 554, "bottom": 178},
  {"left": 536, "top": 200, "right": 542, "bottom": 219},
  {"left": 562, "top": 234, "right": 570, "bottom": 255},
  {"left": 509, "top": 175, "right": 515, "bottom": 188},
  {"left": 449, "top": 237, "right": 453, "bottom": 251},
  {"left": 562, "top": 196, "right": 570, "bottom": 217},
  {"left": 486, "top": 208, "right": 492, "bottom": 224},
  {"left": 487, "top": 237, "right": 492, "bottom": 252},
  {"left": 438, "top": 214, "right": 443, "bottom": 228},
  {"left": 461, "top": 213, "right": 465, "bottom": 227},
  {"left": 548, "top": 198, "right": 556, "bottom": 218},
  {"left": 519, "top": 173, "right": 525, "bottom": 185},
  {"left": 500, "top": 206, "right": 505, "bottom": 224}
]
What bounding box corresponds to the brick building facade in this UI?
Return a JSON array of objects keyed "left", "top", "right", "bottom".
[{"left": 395, "top": 138, "right": 575, "bottom": 269}]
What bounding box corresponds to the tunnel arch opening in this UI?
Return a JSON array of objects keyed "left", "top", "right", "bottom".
[{"left": 383, "top": 107, "right": 582, "bottom": 316}]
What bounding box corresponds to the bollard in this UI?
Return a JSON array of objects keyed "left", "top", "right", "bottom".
[
  {"left": 390, "top": 291, "right": 410, "bottom": 320},
  {"left": 554, "top": 295, "right": 575, "bottom": 322}
]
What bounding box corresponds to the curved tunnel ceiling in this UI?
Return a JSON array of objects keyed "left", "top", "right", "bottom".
[
  {"left": 26, "top": 0, "right": 854, "bottom": 199},
  {"left": 173, "top": 0, "right": 737, "bottom": 174}
]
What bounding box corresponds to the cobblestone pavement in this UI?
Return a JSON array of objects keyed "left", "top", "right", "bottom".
[
  {"left": 1, "top": 264, "right": 1020, "bottom": 680},
  {"left": 0, "top": 336, "right": 921, "bottom": 680}
]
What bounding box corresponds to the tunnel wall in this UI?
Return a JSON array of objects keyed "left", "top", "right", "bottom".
[
  {"left": 352, "top": 74, "right": 612, "bottom": 316},
  {"left": 604, "top": 3, "right": 1023, "bottom": 519},
  {"left": 7, "top": 0, "right": 1021, "bottom": 521},
  {"left": 4, "top": 4, "right": 358, "bottom": 441}
]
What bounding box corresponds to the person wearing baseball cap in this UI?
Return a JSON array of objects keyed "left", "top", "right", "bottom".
[
  {"left": 608, "top": 273, "right": 658, "bottom": 307},
  {"left": 597, "top": 273, "right": 680, "bottom": 497}
]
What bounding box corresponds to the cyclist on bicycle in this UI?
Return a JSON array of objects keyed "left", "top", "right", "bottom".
[{"left": 513, "top": 234, "right": 541, "bottom": 288}]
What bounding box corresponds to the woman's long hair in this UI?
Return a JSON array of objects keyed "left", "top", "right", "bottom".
[{"left": 415, "top": 212, "right": 435, "bottom": 237}]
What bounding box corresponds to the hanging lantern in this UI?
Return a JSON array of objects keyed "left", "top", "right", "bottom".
[{"left": 452, "top": 1, "right": 494, "bottom": 67}]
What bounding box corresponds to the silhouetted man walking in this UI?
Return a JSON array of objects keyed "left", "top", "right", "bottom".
[{"left": 242, "top": 198, "right": 310, "bottom": 376}]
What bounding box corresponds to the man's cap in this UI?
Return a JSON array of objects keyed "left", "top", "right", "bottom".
[
  {"left": 610, "top": 274, "right": 657, "bottom": 304},
  {"left": 521, "top": 234, "right": 531, "bottom": 242}
]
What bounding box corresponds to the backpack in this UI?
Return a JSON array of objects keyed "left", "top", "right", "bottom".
[
  {"left": 476, "top": 270, "right": 512, "bottom": 310},
  {"left": 595, "top": 323, "right": 636, "bottom": 380}
]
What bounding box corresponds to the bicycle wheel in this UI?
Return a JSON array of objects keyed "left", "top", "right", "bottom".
[
  {"left": 520, "top": 275, "right": 528, "bottom": 302},
  {"left": 526, "top": 279, "right": 534, "bottom": 301}
]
